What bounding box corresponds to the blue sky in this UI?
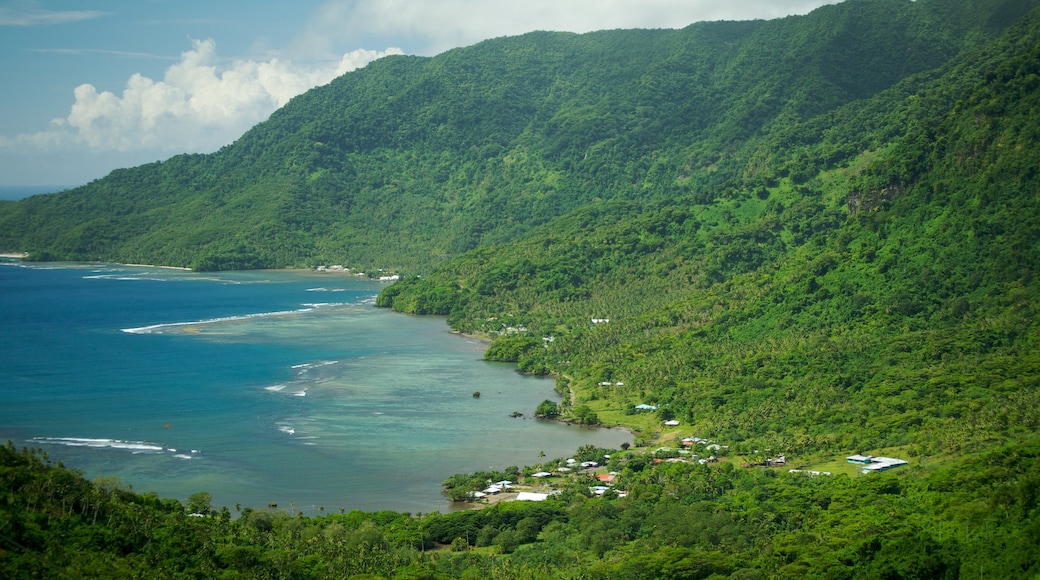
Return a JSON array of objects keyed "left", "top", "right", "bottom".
[{"left": 0, "top": 1, "right": 841, "bottom": 190}]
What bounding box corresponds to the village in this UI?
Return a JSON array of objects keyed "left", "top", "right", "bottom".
[{"left": 452, "top": 412, "right": 909, "bottom": 508}]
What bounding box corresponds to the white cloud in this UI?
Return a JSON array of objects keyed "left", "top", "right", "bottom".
[
  {"left": 6, "top": 39, "right": 403, "bottom": 154},
  {"left": 0, "top": 0, "right": 842, "bottom": 185},
  {"left": 295, "top": 0, "right": 843, "bottom": 56}
]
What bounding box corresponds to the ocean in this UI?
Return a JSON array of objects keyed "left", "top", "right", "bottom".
[
  {"left": 0, "top": 185, "right": 74, "bottom": 200},
  {"left": 0, "top": 261, "right": 630, "bottom": 514}
]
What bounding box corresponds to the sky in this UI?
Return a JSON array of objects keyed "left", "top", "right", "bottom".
[{"left": 0, "top": 0, "right": 843, "bottom": 190}]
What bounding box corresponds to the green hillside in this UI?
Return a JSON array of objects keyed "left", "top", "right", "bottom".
[
  {"left": 379, "top": 1, "right": 1040, "bottom": 460},
  {"left": 2, "top": 0, "right": 1040, "bottom": 577},
  {"left": 1, "top": 0, "right": 1031, "bottom": 271}
]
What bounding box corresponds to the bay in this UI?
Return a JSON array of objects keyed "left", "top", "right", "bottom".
[{"left": 0, "top": 261, "right": 630, "bottom": 515}]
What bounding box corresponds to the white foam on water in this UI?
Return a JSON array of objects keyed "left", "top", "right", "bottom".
[
  {"left": 291, "top": 360, "right": 338, "bottom": 370},
  {"left": 84, "top": 274, "right": 169, "bottom": 282},
  {"left": 33, "top": 437, "right": 165, "bottom": 453},
  {"left": 121, "top": 307, "right": 314, "bottom": 334},
  {"left": 31, "top": 437, "right": 203, "bottom": 462},
  {"left": 277, "top": 424, "right": 296, "bottom": 435}
]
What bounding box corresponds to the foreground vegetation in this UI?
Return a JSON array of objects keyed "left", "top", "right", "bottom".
[
  {"left": 2, "top": 0, "right": 1039, "bottom": 576},
  {"left": 2, "top": 434, "right": 1038, "bottom": 578}
]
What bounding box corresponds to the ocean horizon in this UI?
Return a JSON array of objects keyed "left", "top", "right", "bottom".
[
  {"left": 0, "top": 261, "right": 630, "bottom": 515},
  {"left": 0, "top": 185, "right": 76, "bottom": 200}
]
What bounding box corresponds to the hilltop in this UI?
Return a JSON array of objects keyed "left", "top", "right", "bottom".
[{"left": 1, "top": 0, "right": 1033, "bottom": 272}]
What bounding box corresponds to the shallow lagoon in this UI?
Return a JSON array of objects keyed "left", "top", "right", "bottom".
[{"left": 0, "top": 262, "right": 629, "bottom": 514}]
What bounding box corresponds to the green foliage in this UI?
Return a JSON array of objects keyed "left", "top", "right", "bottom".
[
  {"left": 2, "top": 1, "right": 1040, "bottom": 577},
  {"left": 6, "top": 0, "right": 1036, "bottom": 273},
  {"left": 535, "top": 399, "right": 560, "bottom": 418},
  {"left": 376, "top": 1, "right": 1040, "bottom": 466},
  {"left": 3, "top": 434, "right": 1040, "bottom": 578},
  {"left": 187, "top": 491, "right": 213, "bottom": 515},
  {"left": 484, "top": 335, "right": 540, "bottom": 362},
  {"left": 571, "top": 404, "right": 601, "bottom": 426}
]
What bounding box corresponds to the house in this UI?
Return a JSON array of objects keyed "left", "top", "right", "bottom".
[
  {"left": 860, "top": 457, "right": 908, "bottom": 473},
  {"left": 596, "top": 473, "right": 616, "bottom": 484},
  {"left": 635, "top": 404, "right": 657, "bottom": 411},
  {"left": 515, "top": 492, "right": 548, "bottom": 502},
  {"left": 530, "top": 471, "right": 552, "bottom": 478},
  {"left": 664, "top": 420, "right": 680, "bottom": 426},
  {"left": 846, "top": 454, "right": 908, "bottom": 472}
]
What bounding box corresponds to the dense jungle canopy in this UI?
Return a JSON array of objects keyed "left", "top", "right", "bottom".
[{"left": 2, "top": 0, "right": 1039, "bottom": 577}]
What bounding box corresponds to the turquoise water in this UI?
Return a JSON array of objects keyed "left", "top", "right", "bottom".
[{"left": 0, "top": 261, "right": 629, "bottom": 514}]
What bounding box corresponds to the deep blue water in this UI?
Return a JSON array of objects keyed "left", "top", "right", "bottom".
[{"left": 0, "top": 262, "right": 629, "bottom": 514}]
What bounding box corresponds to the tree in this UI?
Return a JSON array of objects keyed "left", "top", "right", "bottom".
[
  {"left": 535, "top": 399, "right": 560, "bottom": 418},
  {"left": 187, "top": 491, "right": 213, "bottom": 515},
  {"left": 572, "top": 405, "right": 601, "bottom": 425},
  {"left": 451, "top": 536, "right": 469, "bottom": 552}
]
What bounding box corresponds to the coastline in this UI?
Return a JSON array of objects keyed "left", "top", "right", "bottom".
[
  {"left": 120, "top": 263, "right": 193, "bottom": 271},
  {"left": 447, "top": 330, "right": 639, "bottom": 438},
  {"left": 0, "top": 255, "right": 192, "bottom": 270},
  {"left": 450, "top": 329, "right": 493, "bottom": 343},
  {"left": 5, "top": 261, "right": 637, "bottom": 514}
]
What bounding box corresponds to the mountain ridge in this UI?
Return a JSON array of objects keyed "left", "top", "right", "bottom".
[{"left": 4, "top": 0, "right": 1034, "bottom": 271}]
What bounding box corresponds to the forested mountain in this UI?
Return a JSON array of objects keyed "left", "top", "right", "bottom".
[
  {"left": 380, "top": 0, "right": 1040, "bottom": 454},
  {"left": 0, "top": 0, "right": 1033, "bottom": 270},
  {"left": 3, "top": 0, "right": 1040, "bottom": 577}
]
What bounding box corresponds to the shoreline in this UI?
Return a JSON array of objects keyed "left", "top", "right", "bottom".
[
  {"left": 8, "top": 260, "right": 638, "bottom": 514},
  {"left": 450, "top": 329, "right": 493, "bottom": 343},
  {"left": 444, "top": 332, "right": 640, "bottom": 438},
  {"left": 120, "top": 263, "right": 193, "bottom": 271}
]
